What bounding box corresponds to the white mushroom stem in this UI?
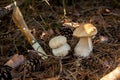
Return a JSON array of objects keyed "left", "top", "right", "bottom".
[
  {"left": 52, "top": 43, "right": 71, "bottom": 57},
  {"left": 74, "top": 37, "right": 93, "bottom": 57}
]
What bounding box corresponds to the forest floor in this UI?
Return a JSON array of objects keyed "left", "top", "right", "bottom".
[{"left": 0, "top": 0, "right": 120, "bottom": 80}]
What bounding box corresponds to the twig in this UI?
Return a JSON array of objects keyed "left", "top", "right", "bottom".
[
  {"left": 74, "top": 57, "right": 82, "bottom": 79},
  {"left": 43, "top": 0, "right": 50, "bottom": 6},
  {"left": 39, "top": 14, "right": 48, "bottom": 28},
  {"left": 98, "top": 14, "right": 113, "bottom": 37},
  {"left": 58, "top": 57, "right": 63, "bottom": 79},
  {"left": 62, "top": 0, "right": 66, "bottom": 17},
  {"left": 66, "top": 70, "right": 77, "bottom": 80},
  {"left": 103, "top": 12, "right": 120, "bottom": 17},
  {"left": 43, "top": 0, "right": 56, "bottom": 14},
  {"left": 80, "top": 6, "right": 109, "bottom": 14},
  {"left": 22, "top": 58, "right": 27, "bottom": 80},
  {"left": 13, "top": 38, "right": 19, "bottom": 54},
  {"left": 32, "top": 18, "right": 46, "bottom": 32}
]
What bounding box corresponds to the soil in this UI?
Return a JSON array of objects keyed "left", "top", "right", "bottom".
[{"left": 0, "top": 0, "right": 120, "bottom": 80}]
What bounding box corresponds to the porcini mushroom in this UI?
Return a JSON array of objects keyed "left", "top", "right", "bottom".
[
  {"left": 73, "top": 23, "right": 97, "bottom": 57},
  {"left": 49, "top": 36, "right": 70, "bottom": 57}
]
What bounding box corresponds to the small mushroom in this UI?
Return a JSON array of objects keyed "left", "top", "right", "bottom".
[
  {"left": 49, "top": 36, "right": 71, "bottom": 57},
  {"left": 73, "top": 23, "right": 97, "bottom": 57}
]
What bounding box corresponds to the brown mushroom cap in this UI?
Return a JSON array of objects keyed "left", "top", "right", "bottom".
[
  {"left": 49, "top": 36, "right": 67, "bottom": 49},
  {"left": 73, "top": 23, "right": 97, "bottom": 37}
]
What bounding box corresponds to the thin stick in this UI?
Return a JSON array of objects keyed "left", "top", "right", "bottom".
[
  {"left": 32, "top": 18, "right": 46, "bottom": 32},
  {"left": 58, "top": 57, "right": 63, "bottom": 79},
  {"left": 62, "top": 0, "right": 66, "bottom": 17}
]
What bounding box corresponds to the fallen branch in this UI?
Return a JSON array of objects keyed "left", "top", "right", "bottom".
[{"left": 100, "top": 64, "right": 120, "bottom": 80}]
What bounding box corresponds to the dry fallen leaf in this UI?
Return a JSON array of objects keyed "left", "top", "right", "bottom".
[{"left": 5, "top": 54, "right": 25, "bottom": 68}]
